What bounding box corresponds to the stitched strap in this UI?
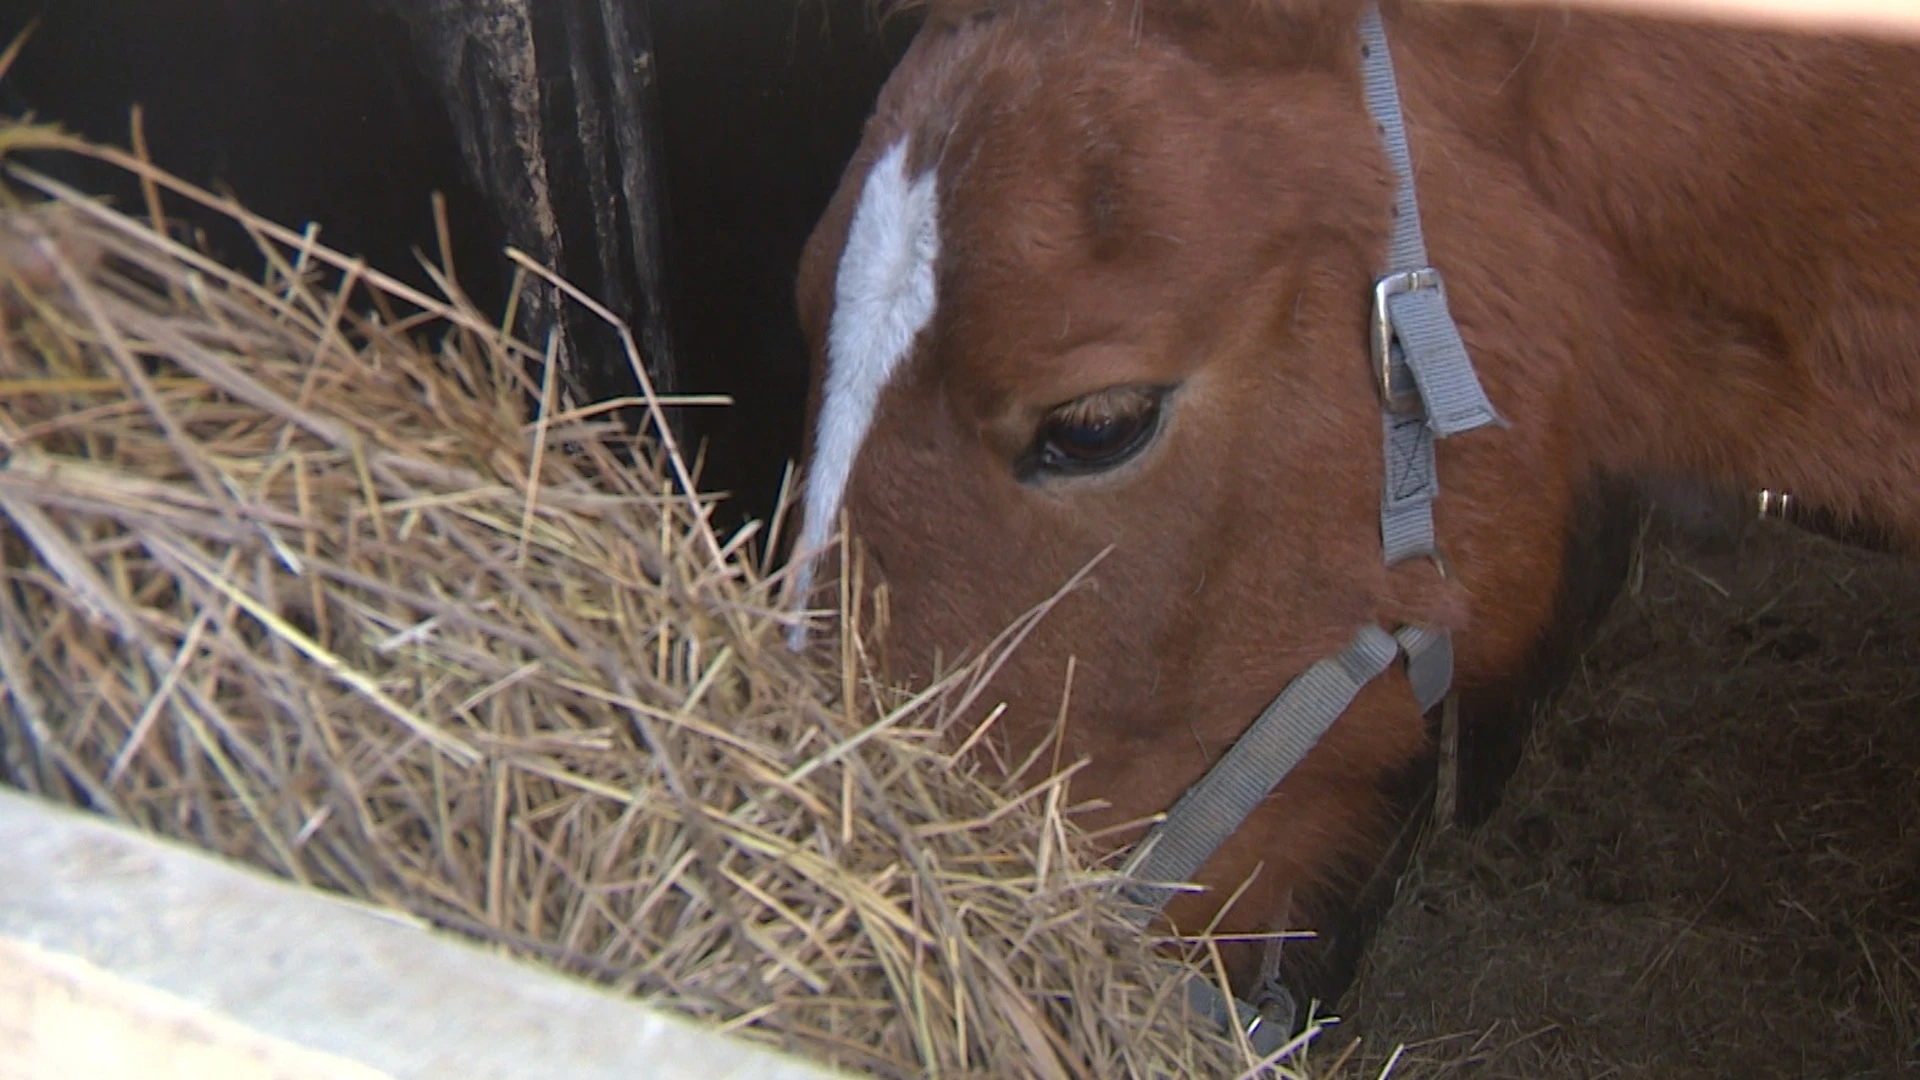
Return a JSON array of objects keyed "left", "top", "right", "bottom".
[
  {"left": 1358, "top": 4, "right": 1501, "bottom": 567},
  {"left": 1381, "top": 408, "right": 1441, "bottom": 564}
]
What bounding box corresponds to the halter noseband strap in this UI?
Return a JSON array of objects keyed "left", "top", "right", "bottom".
[{"left": 1118, "top": 3, "right": 1501, "bottom": 1059}]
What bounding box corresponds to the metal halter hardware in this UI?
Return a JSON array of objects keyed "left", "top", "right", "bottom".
[
  {"left": 1373, "top": 266, "right": 1444, "bottom": 414},
  {"left": 1116, "top": 3, "right": 1502, "bottom": 1062}
]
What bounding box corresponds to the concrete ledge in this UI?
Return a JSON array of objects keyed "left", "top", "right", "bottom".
[{"left": 0, "top": 788, "right": 847, "bottom": 1080}]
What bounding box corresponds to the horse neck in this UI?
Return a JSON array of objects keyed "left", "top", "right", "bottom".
[{"left": 1401, "top": 5, "right": 1920, "bottom": 547}]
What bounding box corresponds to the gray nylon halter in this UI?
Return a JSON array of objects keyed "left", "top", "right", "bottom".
[{"left": 1117, "top": 3, "right": 1501, "bottom": 1061}]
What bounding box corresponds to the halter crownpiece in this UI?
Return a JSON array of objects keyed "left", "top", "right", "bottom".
[{"left": 1117, "top": 2, "right": 1501, "bottom": 1059}]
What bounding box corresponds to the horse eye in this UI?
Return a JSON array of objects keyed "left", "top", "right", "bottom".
[{"left": 1025, "top": 385, "right": 1169, "bottom": 478}]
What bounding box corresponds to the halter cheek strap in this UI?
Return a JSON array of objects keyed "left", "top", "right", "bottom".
[{"left": 1117, "top": 3, "right": 1501, "bottom": 1060}]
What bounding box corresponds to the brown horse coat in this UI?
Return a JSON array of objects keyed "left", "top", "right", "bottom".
[{"left": 791, "top": 0, "right": 1920, "bottom": 996}]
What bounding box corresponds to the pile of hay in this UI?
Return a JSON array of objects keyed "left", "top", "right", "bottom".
[
  {"left": 0, "top": 120, "right": 1347, "bottom": 1078},
  {"left": 1341, "top": 511, "right": 1920, "bottom": 1077}
]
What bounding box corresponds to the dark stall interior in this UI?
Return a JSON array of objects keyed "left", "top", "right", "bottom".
[
  {"left": 0, "top": 1, "right": 510, "bottom": 319},
  {"left": 0, "top": 0, "right": 915, "bottom": 531},
  {"left": 650, "top": 2, "right": 917, "bottom": 525}
]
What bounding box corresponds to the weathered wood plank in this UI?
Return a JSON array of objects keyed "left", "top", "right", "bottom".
[{"left": 0, "top": 790, "right": 845, "bottom": 1080}]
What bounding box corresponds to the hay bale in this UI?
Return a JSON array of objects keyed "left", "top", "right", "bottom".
[{"left": 0, "top": 120, "right": 1344, "bottom": 1079}]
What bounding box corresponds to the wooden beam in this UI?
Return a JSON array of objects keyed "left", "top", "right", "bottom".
[
  {"left": 0, "top": 789, "right": 846, "bottom": 1080},
  {"left": 1418, "top": 0, "right": 1920, "bottom": 39}
]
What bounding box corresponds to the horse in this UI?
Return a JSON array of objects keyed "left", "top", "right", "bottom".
[{"left": 784, "top": 0, "right": 1920, "bottom": 1033}]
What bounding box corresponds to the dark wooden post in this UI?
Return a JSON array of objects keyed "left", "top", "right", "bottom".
[
  {"left": 386, "top": 0, "right": 918, "bottom": 525},
  {"left": 375, "top": 0, "right": 677, "bottom": 418}
]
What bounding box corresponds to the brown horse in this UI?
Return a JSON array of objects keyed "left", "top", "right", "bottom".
[{"left": 786, "top": 0, "right": 1920, "bottom": 1025}]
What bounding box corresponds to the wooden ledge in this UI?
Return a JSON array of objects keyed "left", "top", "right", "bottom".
[{"left": 0, "top": 789, "right": 846, "bottom": 1080}]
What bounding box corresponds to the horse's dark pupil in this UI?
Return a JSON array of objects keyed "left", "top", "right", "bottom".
[
  {"left": 1021, "top": 386, "right": 1169, "bottom": 479},
  {"left": 1065, "top": 418, "right": 1124, "bottom": 451},
  {"left": 1048, "top": 410, "right": 1149, "bottom": 466}
]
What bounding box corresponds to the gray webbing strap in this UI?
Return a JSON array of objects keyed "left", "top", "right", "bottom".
[
  {"left": 1120, "top": 624, "right": 1403, "bottom": 915},
  {"left": 1119, "top": 4, "right": 1500, "bottom": 1063},
  {"left": 1117, "top": 622, "right": 1449, "bottom": 917},
  {"left": 1357, "top": 3, "right": 1432, "bottom": 274},
  {"left": 1386, "top": 288, "right": 1500, "bottom": 437},
  {"left": 1129, "top": 622, "right": 1437, "bottom": 1061},
  {"left": 1394, "top": 623, "right": 1454, "bottom": 713},
  {"left": 1358, "top": 4, "right": 1501, "bottom": 566},
  {"left": 1381, "top": 408, "right": 1440, "bottom": 564}
]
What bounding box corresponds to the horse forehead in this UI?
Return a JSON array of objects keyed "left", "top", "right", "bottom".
[
  {"left": 786, "top": 133, "right": 945, "bottom": 635},
  {"left": 800, "top": 23, "right": 1052, "bottom": 491},
  {"left": 796, "top": 12, "right": 1184, "bottom": 568}
]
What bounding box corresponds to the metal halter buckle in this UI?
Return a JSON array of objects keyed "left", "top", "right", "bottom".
[{"left": 1371, "top": 266, "right": 1444, "bottom": 414}]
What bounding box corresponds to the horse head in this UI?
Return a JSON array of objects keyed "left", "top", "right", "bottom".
[{"left": 785, "top": 0, "right": 1920, "bottom": 1011}]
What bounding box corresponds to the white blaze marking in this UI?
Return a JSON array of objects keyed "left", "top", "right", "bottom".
[{"left": 787, "top": 139, "right": 941, "bottom": 648}]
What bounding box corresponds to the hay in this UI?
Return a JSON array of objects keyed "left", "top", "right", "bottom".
[
  {"left": 1339, "top": 514, "right": 1920, "bottom": 1077},
  {"left": 0, "top": 119, "right": 1355, "bottom": 1078}
]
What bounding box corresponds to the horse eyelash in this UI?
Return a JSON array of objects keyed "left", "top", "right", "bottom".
[{"left": 1046, "top": 385, "right": 1161, "bottom": 429}]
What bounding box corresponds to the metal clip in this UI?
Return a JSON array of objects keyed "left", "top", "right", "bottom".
[
  {"left": 1371, "top": 266, "right": 1443, "bottom": 414},
  {"left": 1756, "top": 488, "right": 1796, "bottom": 521}
]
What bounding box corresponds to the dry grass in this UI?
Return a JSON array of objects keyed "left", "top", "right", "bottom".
[{"left": 0, "top": 119, "right": 1353, "bottom": 1079}]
